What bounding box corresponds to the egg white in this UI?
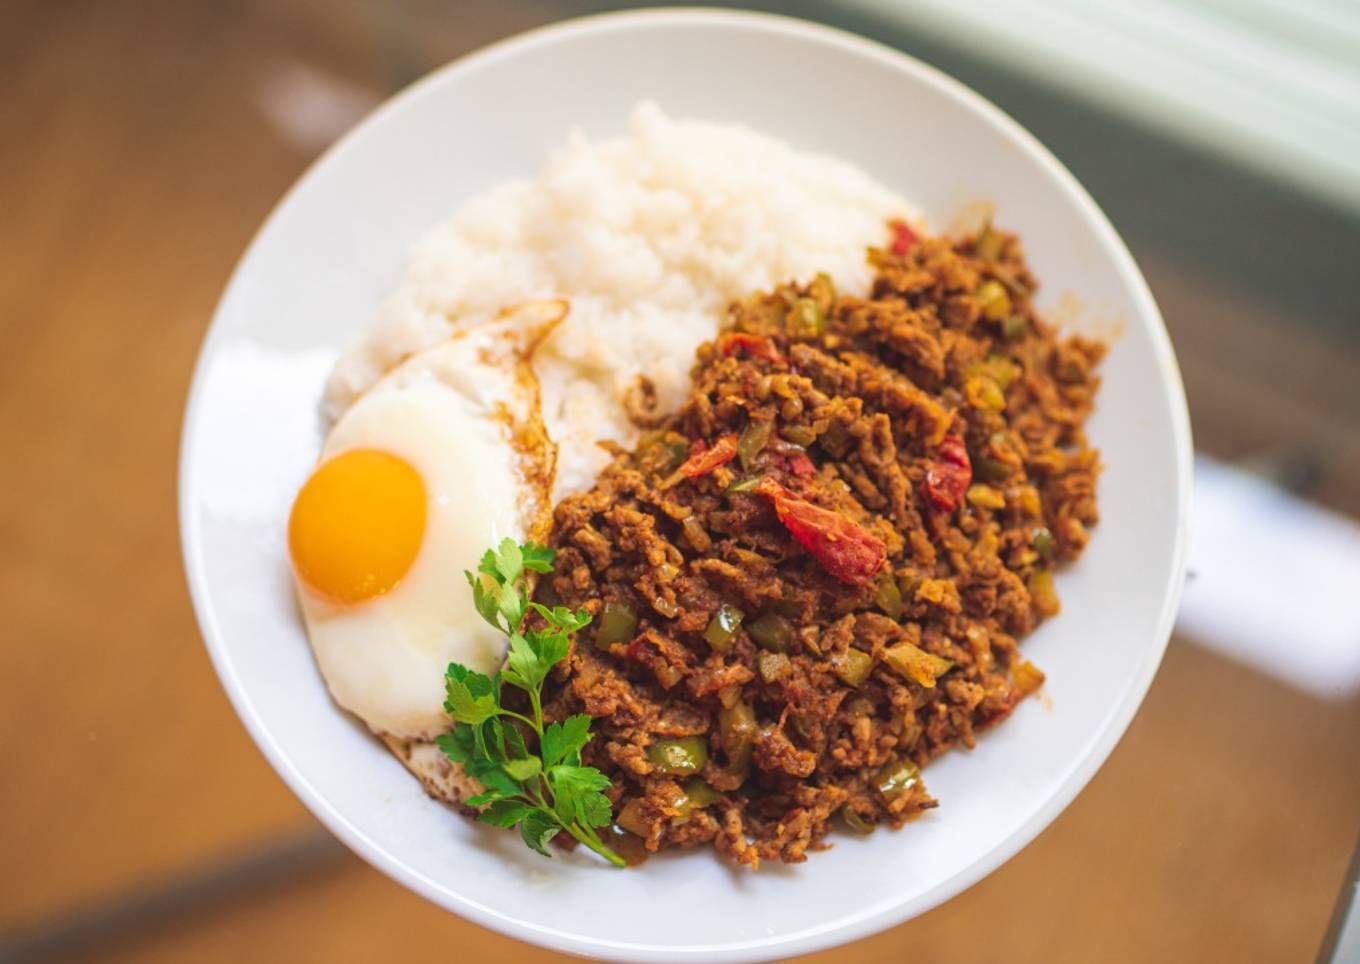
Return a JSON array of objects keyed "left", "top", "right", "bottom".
[{"left": 295, "top": 304, "right": 561, "bottom": 740}]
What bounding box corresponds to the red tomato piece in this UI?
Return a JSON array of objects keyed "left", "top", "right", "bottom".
[
  {"left": 890, "top": 219, "right": 919, "bottom": 256},
  {"left": 677, "top": 435, "right": 739, "bottom": 479},
  {"left": 787, "top": 452, "right": 815, "bottom": 478},
  {"left": 755, "top": 478, "right": 886, "bottom": 586},
  {"left": 717, "top": 331, "right": 785, "bottom": 364},
  {"left": 922, "top": 436, "right": 972, "bottom": 513}
]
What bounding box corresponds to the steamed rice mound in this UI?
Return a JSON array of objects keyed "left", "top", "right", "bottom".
[{"left": 326, "top": 102, "right": 916, "bottom": 498}]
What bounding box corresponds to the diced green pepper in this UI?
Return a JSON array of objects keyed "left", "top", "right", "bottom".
[
  {"left": 984, "top": 354, "right": 1018, "bottom": 389},
  {"left": 883, "top": 642, "right": 952, "bottom": 687},
  {"left": 675, "top": 778, "right": 721, "bottom": 818},
  {"left": 966, "top": 484, "right": 1006, "bottom": 509},
  {"left": 726, "top": 475, "right": 762, "bottom": 495},
  {"left": 781, "top": 425, "right": 817, "bottom": 447},
  {"left": 786, "top": 297, "right": 825, "bottom": 339},
  {"left": 876, "top": 758, "right": 921, "bottom": 802},
  {"left": 874, "top": 572, "right": 903, "bottom": 618},
  {"left": 974, "top": 220, "right": 1004, "bottom": 262},
  {"left": 1028, "top": 569, "right": 1060, "bottom": 617},
  {"left": 1002, "top": 313, "right": 1027, "bottom": 340},
  {"left": 964, "top": 375, "right": 1006, "bottom": 412},
  {"left": 638, "top": 430, "right": 690, "bottom": 474},
  {"left": 973, "top": 455, "right": 1013, "bottom": 483},
  {"left": 1031, "top": 526, "right": 1056, "bottom": 560},
  {"left": 748, "top": 612, "right": 795, "bottom": 652},
  {"left": 841, "top": 805, "right": 876, "bottom": 834},
  {"left": 718, "top": 702, "right": 757, "bottom": 769},
  {"left": 976, "top": 279, "right": 1011, "bottom": 322},
  {"left": 809, "top": 272, "right": 837, "bottom": 315},
  {"left": 773, "top": 598, "right": 804, "bottom": 618},
  {"left": 595, "top": 600, "right": 638, "bottom": 650},
  {"left": 648, "top": 736, "right": 709, "bottom": 776},
  {"left": 829, "top": 648, "right": 874, "bottom": 687},
  {"left": 684, "top": 777, "right": 719, "bottom": 808},
  {"left": 703, "top": 604, "right": 744, "bottom": 652},
  {"left": 616, "top": 798, "right": 649, "bottom": 837},
  {"left": 737, "top": 419, "right": 772, "bottom": 470}
]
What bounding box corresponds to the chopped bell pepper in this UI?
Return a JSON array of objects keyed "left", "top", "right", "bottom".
[
  {"left": 883, "top": 641, "right": 953, "bottom": 687},
  {"left": 876, "top": 758, "right": 921, "bottom": 802},
  {"left": 703, "top": 604, "right": 744, "bottom": 652},
  {"left": 737, "top": 419, "right": 772, "bottom": 470},
  {"left": 648, "top": 737, "right": 708, "bottom": 776},
  {"left": 594, "top": 600, "right": 638, "bottom": 651},
  {"left": 829, "top": 648, "right": 874, "bottom": 687}
]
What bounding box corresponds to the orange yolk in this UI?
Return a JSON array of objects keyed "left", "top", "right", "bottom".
[{"left": 288, "top": 449, "right": 427, "bottom": 603}]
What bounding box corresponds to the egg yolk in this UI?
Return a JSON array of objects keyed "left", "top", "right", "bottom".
[{"left": 288, "top": 449, "right": 427, "bottom": 604}]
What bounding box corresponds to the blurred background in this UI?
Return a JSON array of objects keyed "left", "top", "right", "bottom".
[{"left": 4, "top": 1, "right": 1358, "bottom": 961}]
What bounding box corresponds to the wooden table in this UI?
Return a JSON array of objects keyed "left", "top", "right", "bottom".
[{"left": 4, "top": 2, "right": 1357, "bottom": 961}]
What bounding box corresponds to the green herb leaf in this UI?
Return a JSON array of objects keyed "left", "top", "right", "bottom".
[
  {"left": 495, "top": 539, "right": 524, "bottom": 582},
  {"left": 529, "top": 602, "right": 592, "bottom": 633},
  {"left": 463, "top": 788, "right": 507, "bottom": 808},
  {"left": 465, "top": 570, "right": 502, "bottom": 630},
  {"left": 576, "top": 790, "right": 614, "bottom": 829},
  {"left": 541, "top": 714, "right": 591, "bottom": 769},
  {"left": 503, "top": 721, "right": 530, "bottom": 762},
  {"left": 519, "top": 808, "right": 560, "bottom": 857},
  {"left": 465, "top": 760, "right": 521, "bottom": 799},
  {"left": 477, "top": 800, "right": 537, "bottom": 829},
  {"left": 504, "top": 632, "right": 545, "bottom": 693},
  {"left": 503, "top": 756, "right": 543, "bottom": 781},
  {"left": 476, "top": 545, "right": 503, "bottom": 582},
  {"left": 472, "top": 538, "right": 532, "bottom": 630},
  {"left": 520, "top": 542, "right": 556, "bottom": 573},
  {"left": 499, "top": 589, "right": 528, "bottom": 632},
  {"left": 437, "top": 541, "right": 624, "bottom": 868},
  {"left": 550, "top": 764, "right": 611, "bottom": 795},
  {"left": 526, "top": 627, "right": 570, "bottom": 676},
  {"left": 550, "top": 765, "right": 614, "bottom": 829},
  {"left": 434, "top": 727, "right": 469, "bottom": 763},
  {"left": 443, "top": 665, "right": 498, "bottom": 725}
]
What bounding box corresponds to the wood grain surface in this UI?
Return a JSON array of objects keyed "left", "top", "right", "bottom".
[{"left": 4, "top": 2, "right": 1357, "bottom": 962}]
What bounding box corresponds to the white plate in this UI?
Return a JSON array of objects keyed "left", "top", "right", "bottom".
[{"left": 179, "top": 9, "right": 1192, "bottom": 961}]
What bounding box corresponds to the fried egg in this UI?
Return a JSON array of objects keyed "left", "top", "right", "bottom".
[{"left": 288, "top": 302, "right": 562, "bottom": 739}]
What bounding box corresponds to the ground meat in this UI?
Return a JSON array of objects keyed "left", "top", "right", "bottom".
[{"left": 538, "top": 223, "right": 1102, "bottom": 868}]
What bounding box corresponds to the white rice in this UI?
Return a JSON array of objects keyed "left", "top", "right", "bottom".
[{"left": 326, "top": 102, "right": 916, "bottom": 498}]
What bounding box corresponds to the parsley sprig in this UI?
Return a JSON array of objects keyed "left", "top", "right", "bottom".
[{"left": 436, "top": 539, "right": 624, "bottom": 867}]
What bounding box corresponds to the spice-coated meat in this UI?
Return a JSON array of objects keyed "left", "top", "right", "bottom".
[{"left": 538, "top": 223, "right": 1103, "bottom": 867}]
